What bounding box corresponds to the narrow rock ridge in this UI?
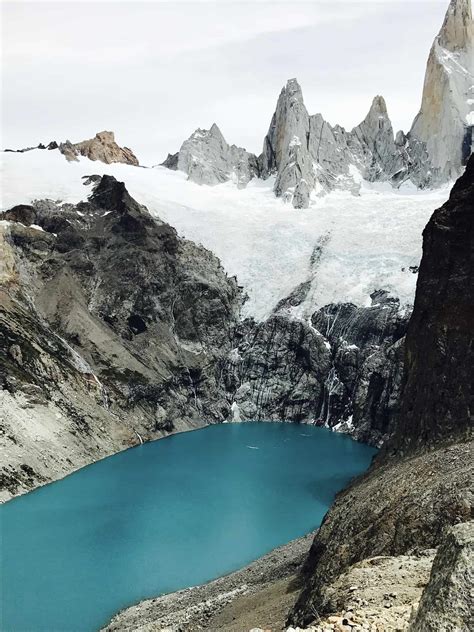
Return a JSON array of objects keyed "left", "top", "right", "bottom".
[
  {"left": 409, "top": 0, "right": 473, "bottom": 182},
  {"left": 163, "top": 0, "right": 472, "bottom": 207},
  {"left": 4, "top": 131, "right": 139, "bottom": 166}
]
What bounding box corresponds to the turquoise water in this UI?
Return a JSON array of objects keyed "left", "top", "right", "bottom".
[{"left": 0, "top": 422, "right": 377, "bottom": 632}]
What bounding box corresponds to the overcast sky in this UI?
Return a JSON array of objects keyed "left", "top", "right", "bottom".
[{"left": 2, "top": 0, "right": 448, "bottom": 164}]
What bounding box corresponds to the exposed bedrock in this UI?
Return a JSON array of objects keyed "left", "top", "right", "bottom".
[
  {"left": 0, "top": 175, "right": 241, "bottom": 499},
  {"left": 410, "top": 0, "right": 473, "bottom": 182},
  {"left": 289, "top": 156, "right": 474, "bottom": 627},
  {"left": 59, "top": 131, "right": 139, "bottom": 165},
  {"left": 223, "top": 290, "right": 408, "bottom": 447},
  {"left": 4, "top": 131, "right": 140, "bottom": 166},
  {"left": 408, "top": 520, "right": 474, "bottom": 632}
]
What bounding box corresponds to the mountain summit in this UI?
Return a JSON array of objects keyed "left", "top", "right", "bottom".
[
  {"left": 410, "top": 0, "right": 473, "bottom": 180},
  {"left": 163, "top": 0, "right": 473, "bottom": 207}
]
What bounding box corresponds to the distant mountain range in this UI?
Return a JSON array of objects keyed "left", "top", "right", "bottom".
[{"left": 162, "top": 0, "right": 473, "bottom": 207}]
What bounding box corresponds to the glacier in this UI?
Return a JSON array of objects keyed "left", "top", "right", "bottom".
[{"left": 1, "top": 150, "right": 449, "bottom": 320}]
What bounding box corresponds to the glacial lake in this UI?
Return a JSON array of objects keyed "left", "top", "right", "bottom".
[{"left": 0, "top": 422, "right": 377, "bottom": 631}]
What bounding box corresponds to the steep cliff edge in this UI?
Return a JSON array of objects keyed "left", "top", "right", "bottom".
[
  {"left": 290, "top": 156, "right": 473, "bottom": 626},
  {"left": 0, "top": 175, "right": 241, "bottom": 500}
]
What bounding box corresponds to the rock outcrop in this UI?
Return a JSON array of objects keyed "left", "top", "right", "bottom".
[
  {"left": 408, "top": 521, "right": 474, "bottom": 631},
  {"left": 409, "top": 0, "right": 473, "bottom": 182},
  {"left": 167, "top": 124, "right": 259, "bottom": 188},
  {"left": 0, "top": 175, "right": 241, "bottom": 500},
  {"left": 289, "top": 156, "right": 474, "bottom": 627},
  {"left": 59, "top": 131, "right": 139, "bottom": 165},
  {"left": 4, "top": 132, "right": 139, "bottom": 166}
]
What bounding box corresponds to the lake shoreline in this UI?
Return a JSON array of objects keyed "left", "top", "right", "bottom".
[{"left": 103, "top": 528, "right": 315, "bottom": 631}]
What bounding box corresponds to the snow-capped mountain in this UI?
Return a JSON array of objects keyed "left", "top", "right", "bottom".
[{"left": 163, "top": 0, "right": 473, "bottom": 207}]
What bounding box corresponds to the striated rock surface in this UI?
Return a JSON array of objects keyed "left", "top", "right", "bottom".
[
  {"left": 290, "top": 156, "right": 474, "bottom": 626},
  {"left": 0, "top": 175, "right": 241, "bottom": 500},
  {"left": 409, "top": 0, "right": 473, "bottom": 182},
  {"left": 169, "top": 124, "right": 259, "bottom": 188},
  {"left": 59, "top": 131, "right": 139, "bottom": 165},
  {"left": 223, "top": 289, "right": 408, "bottom": 447},
  {"left": 408, "top": 521, "right": 474, "bottom": 631},
  {"left": 350, "top": 96, "right": 404, "bottom": 183}
]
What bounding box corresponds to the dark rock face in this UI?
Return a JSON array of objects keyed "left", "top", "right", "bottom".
[
  {"left": 1, "top": 204, "right": 37, "bottom": 226},
  {"left": 0, "top": 175, "right": 241, "bottom": 497},
  {"left": 289, "top": 157, "right": 474, "bottom": 626},
  {"left": 389, "top": 156, "right": 474, "bottom": 454},
  {"left": 223, "top": 291, "right": 408, "bottom": 446},
  {"left": 408, "top": 521, "right": 474, "bottom": 631},
  {"left": 311, "top": 293, "right": 408, "bottom": 444},
  {"left": 160, "top": 152, "right": 179, "bottom": 170},
  {"left": 224, "top": 316, "right": 331, "bottom": 422}
]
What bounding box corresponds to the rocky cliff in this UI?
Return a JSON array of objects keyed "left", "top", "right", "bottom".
[
  {"left": 289, "top": 155, "right": 474, "bottom": 627},
  {"left": 0, "top": 175, "right": 241, "bottom": 500},
  {"left": 410, "top": 0, "right": 473, "bottom": 182},
  {"left": 163, "top": 0, "right": 472, "bottom": 207},
  {"left": 222, "top": 289, "right": 408, "bottom": 447}
]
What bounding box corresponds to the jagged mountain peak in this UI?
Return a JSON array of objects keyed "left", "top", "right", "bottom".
[
  {"left": 280, "top": 77, "right": 305, "bottom": 103},
  {"left": 4, "top": 130, "right": 139, "bottom": 167},
  {"left": 438, "top": 0, "right": 472, "bottom": 50},
  {"left": 409, "top": 0, "right": 472, "bottom": 180},
  {"left": 60, "top": 131, "right": 139, "bottom": 166},
  {"left": 368, "top": 95, "right": 388, "bottom": 116}
]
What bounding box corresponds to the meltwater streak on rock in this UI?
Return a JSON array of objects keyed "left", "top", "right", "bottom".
[{"left": 0, "top": 423, "right": 377, "bottom": 632}]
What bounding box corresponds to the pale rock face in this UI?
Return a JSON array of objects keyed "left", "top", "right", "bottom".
[
  {"left": 176, "top": 123, "right": 258, "bottom": 188},
  {"left": 408, "top": 521, "right": 474, "bottom": 631},
  {"left": 409, "top": 0, "right": 473, "bottom": 181},
  {"left": 59, "top": 131, "right": 139, "bottom": 166},
  {"left": 260, "top": 82, "right": 406, "bottom": 207}
]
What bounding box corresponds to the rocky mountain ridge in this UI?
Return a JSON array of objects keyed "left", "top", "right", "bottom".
[
  {"left": 164, "top": 0, "right": 472, "bottom": 208},
  {"left": 5, "top": 130, "right": 139, "bottom": 166}
]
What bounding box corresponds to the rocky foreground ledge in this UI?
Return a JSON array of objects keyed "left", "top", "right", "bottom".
[{"left": 104, "top": 521, "right": 473, "bottom": 632}]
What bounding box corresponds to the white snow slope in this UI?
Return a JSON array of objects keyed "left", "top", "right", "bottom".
[{"left": 1, "top": 151, "right": 451, "bottom": 320}]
